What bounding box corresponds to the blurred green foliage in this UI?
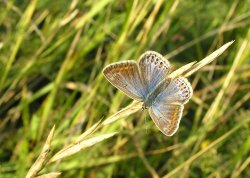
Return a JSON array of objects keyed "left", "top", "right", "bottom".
[{"left": 0, "top": 0, "right": 250, "bottom": 177}]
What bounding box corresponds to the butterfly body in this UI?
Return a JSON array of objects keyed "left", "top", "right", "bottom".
[
  {"left": 143, "top": 78, "right": 171, "bottom": 109},
  {"left": 103, "top": 51, "right": 193, "bottom": 136}
]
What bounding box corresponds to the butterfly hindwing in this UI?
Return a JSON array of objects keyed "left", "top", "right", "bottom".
[
  {"left": 149, "top": 104, "right": 184, "bottom": 136},
  {"left": 103, "top": 61, "right": 146, "bottom": 101},
  {"left": 154, "top": 77, "right": 193, "bottom": 105},
  {"left": 139, "top": 51, "right": 171, "bottom": 93}
]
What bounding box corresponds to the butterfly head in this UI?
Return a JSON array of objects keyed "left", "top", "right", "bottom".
[{"left": 142, "top": 102, "right": 149, "bottom": 110}]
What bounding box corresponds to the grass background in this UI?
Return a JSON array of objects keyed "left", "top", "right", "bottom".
[{"left": 0, "top": 0, "right": 250, "bottom": 177}]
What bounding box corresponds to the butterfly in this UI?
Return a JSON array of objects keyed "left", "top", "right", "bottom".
[{"left": 103, "top": 51, "right": 193, "bottom": 136}]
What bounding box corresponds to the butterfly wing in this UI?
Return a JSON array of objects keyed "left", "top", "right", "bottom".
[
  {"left": 154, "top": 77, "right": 193, "bottom": 104},
  {"left": 103, "top": 61, "right": 146, "bottom": 101},
  {"left": 139, "top": 51, "right": 171, "bottom": 93},
  {"left": 149, "top": 104, "right": 183, "bottom": 136},
  {"left": 149, "top": 77, "right": 193, "bottom": 136}
]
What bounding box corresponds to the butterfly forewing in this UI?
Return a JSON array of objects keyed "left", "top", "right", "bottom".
[
  {"left": 103, "top": 61, "right": 146, "bottom": 101},
  {"left": 149, "top": 104, "right": 184, "bottom": 136},
  {"left": 139, "top": 51, "right": 171, "bottom": 93}
]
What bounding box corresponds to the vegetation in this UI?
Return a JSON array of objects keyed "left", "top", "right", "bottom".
[{"left": 0, "top": 0, "right": 249, "bottom": 177}]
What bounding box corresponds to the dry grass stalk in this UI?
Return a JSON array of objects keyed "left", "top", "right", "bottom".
[
  {"left": 48, "top": 132, "right": 117, "bottom": 163},
  {"left": 76, "top": 118, "right": 104, "bottom": 142},
  {"left": 168, "top": 61, "right": 197, "bottom": 79},
  {"left": 202, "top": 39, "right": 246, "bottom": 123},
  {"left": 102, "top": 100, "right": 143, "bottom": 126},
  {"left": 169, "top": 41, "right": 235, "bottom": 78},
  {"left": 26, "top": 126, "right": 55, "bottom": 178},
  {"left": 36, "top": 172, "right": 61, "bottom": 178}
]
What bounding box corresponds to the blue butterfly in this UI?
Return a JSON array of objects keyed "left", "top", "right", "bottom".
[{"left": 103, "top": 51, "right": 193, "bottom": 136}]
